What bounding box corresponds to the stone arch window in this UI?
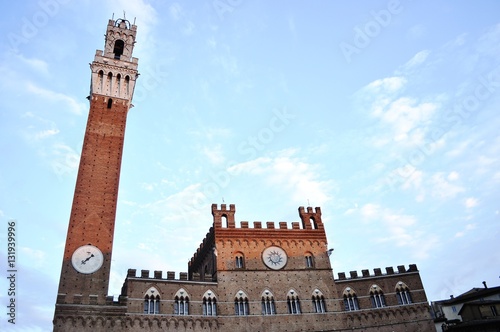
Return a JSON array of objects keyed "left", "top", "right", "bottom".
[
  {"left": 305, "top": 252, "right": 314, "bottom": 268},
  {"left": 310, "top": 216, "right": 318, "bottom": 229},
  {"left": 125, "top": 75, "right": 130, "bottom": 95},
  {"left": 235, "top": 252, "right": 245, "bottom": 269},
  {"left": 116, "top": 73, "right": 121, "bottom": 96},
  {"left": 107, "top": 72, "right": 113, "bottom": 93},
  {"left": 261, "top": 289, "right": 276, "bottom": 315},
  {"left": 143, "top": 287, "right": 160, "bottom": 314},
  {"left": 174, "top": 288, "right": 189, "bottom": 315},
  {"left": 202, "top": 290, "right": 217, "bottom": 316},
  {"left": 312, "top": 289, "right": 326, "bottom": 313},
  {"left": 369, "top": 284, "right": 386, "bottom": 308},
  {"left": 98, "top": 70, "right": 104, "bottom": 92},
  {"left": 395, "top": 281, "right": 413, "bottom": 305},
  {"left": 113, "top": 39, "right": 124, "bottom": 59},
  {"left": 286, "top": 289, "right": 301, "bottom": 314},
  {"left": 343, "top": 287, "right": 359, "bottom": 311},
  {"left": 234, "top": 290, "right": 249, "bottom": 315},
  {"left": 221, "top": 214, "right": 228, "bottom": 227},
  {"left": 107, "top": 98, "right": 113, "bottom": 109}
]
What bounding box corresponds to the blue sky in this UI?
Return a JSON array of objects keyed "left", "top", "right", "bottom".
[{"left": 1, "top": 0, "right": 500, "bottom": 330}]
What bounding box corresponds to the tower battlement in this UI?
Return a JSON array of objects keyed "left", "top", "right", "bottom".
[
  {"left": 298, "top": 206, "right": 324, "bottom": 229},
  {"left": 211, "top": 204, "right": 324, "bottom": 230},
  {"left": 212, "top": 203, "right": 236, "bottom": 228},
  {"left": 336, "top": 264, "right": 419, "bottom": 280}
]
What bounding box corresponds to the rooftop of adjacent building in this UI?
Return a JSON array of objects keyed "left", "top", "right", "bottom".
[{"left": 435, "top": 282, "right": 500, "bottom": 305}]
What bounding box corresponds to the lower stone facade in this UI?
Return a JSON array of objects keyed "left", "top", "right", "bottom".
[
  {"left": 54, "top": 205, "right": 434, "bottom": 331},
  {"left": 54, "top": 265, "right": 434, "bottom": 331}
]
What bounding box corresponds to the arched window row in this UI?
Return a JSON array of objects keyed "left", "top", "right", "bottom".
[
  {"left": 141, "top": 284, "right": 413, "bottom": 316},
  {"left": 95, "top": 70, "right": 131, "bottom": 97},
  {"left": 341, "top": 283, "right": 414, "bottom": 311},
  {"left": 140, "top": 288, "right": 331, "bottom": 316}
]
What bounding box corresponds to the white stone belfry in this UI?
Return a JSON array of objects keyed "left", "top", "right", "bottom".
[{"left": 90, "top": 18, "right": 139, "bottom": 104}]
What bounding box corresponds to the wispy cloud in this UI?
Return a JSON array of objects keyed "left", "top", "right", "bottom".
[
  {"left": 398, "top": 49, "right": 431, "bottom": 74},
  {"left": 42, "top": 143, "right": 80, "bottom": 178},
  {"left": 202, "top": 144, "right": 225, "bottom": 165},
  {"left": 229, "top": 150, "right": 333, "bottom": 207},
  {"left": 21, "top": 113, "right": 60, "bottom": 143},
  {"left": 169, "top": 3, "right": 183, "bottom": 21},
  {"left": 455, "top": 223, "right": 477, "bottom": 238},
  {"left": 464, "top": 197, "right": 479, "bottom": 209},
  {"left": 26, "top": 82, "right": 85, "bottom": 115},
  {"left": 429, "top": 172, "right": 465, "bottom": 200},
  {"left": 357, "top": 203, "right": 438, "bottom": 259},
  {"left": 17, "top": 54, "right": 49, "bottom": 75}
]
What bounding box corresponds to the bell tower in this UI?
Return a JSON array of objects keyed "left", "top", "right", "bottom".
[{"left": 55, "top": 18, "right": 139, "bottom": 309}]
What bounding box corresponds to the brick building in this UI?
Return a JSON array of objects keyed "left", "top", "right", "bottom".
[{"left": 53, "top": 17, "right": 434, "bottom": 331}]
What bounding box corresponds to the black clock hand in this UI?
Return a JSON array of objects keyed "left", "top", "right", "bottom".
[{"left": 81, "top": 253, "right": 95, "bottom": 265}]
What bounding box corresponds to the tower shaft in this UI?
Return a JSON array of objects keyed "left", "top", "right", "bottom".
[{"left": 55, "top": 18, "right": 138, "bottom": 306}]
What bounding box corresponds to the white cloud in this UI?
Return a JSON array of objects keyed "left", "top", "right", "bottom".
[
  {"left": 429, "top": 172, "right": 465, "bottom": 200},
  {"left": 21, "top": 247, "right": 46, "bottom": 268},
  {"left": 357, "top": 203, "right": 437, "bottom": 259},
  {"left": 228, "top": 151, "right": 333, "bottom": 207},
  {"left": 401, "top": 168, "right": 423, "bottom": 190},
  {"left": 45, "top": 143, "right": 80, "bottom": 178},
  {"left": 394, "top": 170, "right": 466, "bottom": 203},
  {"left": 365, "top": 76, "right": 407, "bottom": 95},
  {"left": 477, "top": 23, "right": 500, "bottom": 56},
  {"left": 446, "top": 140, "right": 471, "bottom": 158},
  {"left": 202, "top": 144, "right": 225, "bottom": 165},
  {"left": 455, "top": 223, "right": 477, "bottom": 238},
  {"left": 376, "top": 97, "right": 438, "bottom": 146},
  {"left": 464, "top": 197, "right": 479, "bottom": 209},
  {"left": 141, "top": 182, "right": 155, "bottom": 191},
  {"left": 447, "top": 171, "right": 460, "bottom": 181},
  {"left": 402, "top": 50, "right": 431, "bottom": 70},
  {"left": 34, "top": 129, "right": 60, "bottom": 140},
  {"left": 358, "top": 72, "right": 441, "bottom": 152},
  {"left": 493, "top": 172, "right": 500, "bottom": 182},
  {"left": 17, "top": 54, "right": 49, "bottom": 75},
  {"left": 26, "top": 82, "right": 85, "bottom": 115}
]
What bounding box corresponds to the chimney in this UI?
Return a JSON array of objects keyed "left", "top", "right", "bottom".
[
  {"left": 482, "top": 281, "right": 488, "bottom": 288},
  {"left": 450, "top": 295, "right": 454, "bottom": 299}
]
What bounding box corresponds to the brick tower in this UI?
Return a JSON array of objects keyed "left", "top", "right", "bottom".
[{"left": 54, "top": 17, "right": 138, "bottom": 312}]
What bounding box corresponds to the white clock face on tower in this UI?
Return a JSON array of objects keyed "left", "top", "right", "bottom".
[
  {"left": 263, "top": 246, "right": 287, "bottom": 270},
  {"left": 71, "top": 244, "right": 104, "bottom": 274}
]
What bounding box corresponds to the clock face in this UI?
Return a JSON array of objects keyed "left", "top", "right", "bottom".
[
  {"left": 71, "top": 245, "right": 104, "bottom": 274},
  {"left": 263, "top": 246, "right": 287, "bottom": 270}
]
